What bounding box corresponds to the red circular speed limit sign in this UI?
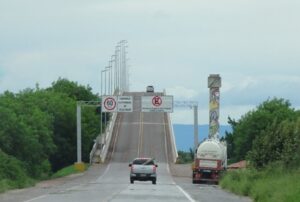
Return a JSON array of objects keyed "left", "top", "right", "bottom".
[
  {"left": 152, "top": 96, "right": 162, "bottom": 107},
  {"left": 104, "top": 97, "right": 117, "bottom": 111}
]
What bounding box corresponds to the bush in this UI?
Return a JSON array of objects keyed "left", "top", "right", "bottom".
[
  {"left": 220, "top": 164, "right": 300, "bottom": 202},
  {"left": 0, "top": 150, "right": 34, "bottom": 193}
]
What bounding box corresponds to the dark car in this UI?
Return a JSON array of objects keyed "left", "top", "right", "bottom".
[{"left": 146, "top": 85, "right": 154, "bottom": 93}]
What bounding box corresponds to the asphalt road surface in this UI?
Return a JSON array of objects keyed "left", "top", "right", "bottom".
[{"left": 0, "top": 92, "right": 252, "bottom": 202}]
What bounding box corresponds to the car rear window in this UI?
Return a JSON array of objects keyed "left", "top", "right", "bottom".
[{"left": 133, "top": 159, "right": 154, "bottom": 165}]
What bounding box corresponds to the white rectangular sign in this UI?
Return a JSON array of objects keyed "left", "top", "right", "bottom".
[
  {"left": 117, "top": 96, "right": 133, "bottom": 112},
  {"left": 141, "top": 96, "right": 173, "bottom": 113},
  {"left": 102, "top": 96, "right": 133, "bottom": 112}
]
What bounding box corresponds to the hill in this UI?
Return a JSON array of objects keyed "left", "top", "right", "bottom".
[{"left": 173, "top": 124, "right": 232, "bottom": 151}]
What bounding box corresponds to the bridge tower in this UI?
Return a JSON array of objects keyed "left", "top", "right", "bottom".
[{"left": 208, "top": 74, "right": 221, "bottom": 139}]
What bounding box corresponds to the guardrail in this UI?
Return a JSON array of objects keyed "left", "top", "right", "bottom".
[
  {"left": 99, "top": 112, "right": 117, "bottom": 162},
  {"left": 163, "top": 89, "right": 178, "bottom": 163},
  {"left": 166, "top": 112, "right": 178, "bottom": 163}
]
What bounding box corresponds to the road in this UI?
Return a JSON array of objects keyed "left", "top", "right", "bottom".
[{"left": 0, "top": 92, "right": 251, "bottom": 202}]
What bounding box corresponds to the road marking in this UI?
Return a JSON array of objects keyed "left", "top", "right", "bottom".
[
  {"left": 97, "top": 163, "right": 111, "bottom": 181},
  {"left": 162, "top": 113, "right": 197, "bottom": 202},
  {"left": 23, "top": 195, "right": 47, "bottom": 202},
  {"left": 176, "top": 185, "right": 196, "bottom": 202},
  {"left": 97, "top": 114, "right": 121, "bottom": 182},
  {"left": 121, "top": 122, "right": 167, "bottom": 125},
  {"left": 137, "top": 112, "right": 144, "bottom": 157},
  {"left": 140, "top": 113, "right": 144, "bottom": 156}
]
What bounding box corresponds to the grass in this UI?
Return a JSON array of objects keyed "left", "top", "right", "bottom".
[
  {"left": 0, "top": 178, "right": 35, "bottom": 193},
  {"left": 51, "top": 164, "right": 88, "bottom": 179},
  {"left": 0, "top": 164, "right": 88, "bottom": 193},
  {"left": 220, "top": 165, "right": 300, "bottom": 202}
]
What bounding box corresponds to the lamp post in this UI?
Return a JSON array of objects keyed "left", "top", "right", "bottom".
[
  {"left": 105, "top": 66, "right": 111, "bottom": 95},
  {"left": 101, "top": 69, "right": 107, "bottom": 97},
  {"left": 110, "top": 55, "right": 116, "bottom": 94},
  {"left": 115, "top": 46, "right": 120, "bottom": 93}
]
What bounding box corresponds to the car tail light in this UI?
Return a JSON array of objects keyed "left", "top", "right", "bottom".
[
  {"left": 153, "top": 165, "right": 156, "bottom": 173},
  {"left": 131, "top": 165, "right": 134, "bottom": 172}
]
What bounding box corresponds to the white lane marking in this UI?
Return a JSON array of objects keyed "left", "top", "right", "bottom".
[
  {"left": 122, "top": 122, "right": 167, "bottom": 125},
  {"left": 161, "top": 112, "right": 196, "bottom": 202},
  {"left": 98, "top": 163, "right": 111, "bottom": 181},
  {"left": 176, "top": 185, "right": 196, "bottom": 202},
  {"left": 23, "top": 195, "right": 47, "bottom": 202},
  {"left": 137, "top": 112, "right": 143, "bottom": 157}
]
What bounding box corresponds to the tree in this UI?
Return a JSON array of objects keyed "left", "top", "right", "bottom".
[{"left": 225, "top": 98, "right": 297, "bottom": 164}]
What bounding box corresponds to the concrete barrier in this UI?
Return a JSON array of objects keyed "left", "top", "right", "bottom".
[
  {"left": 166, "top": 112, "right": 178, "bottom": 163},
  {"left": 99, "top": 112, "right": 117, "bottom": 162}
]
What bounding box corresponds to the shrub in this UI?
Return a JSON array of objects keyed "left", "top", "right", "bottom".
[{"left": 0, "top": 150, "right": 34, "bottom": 192}]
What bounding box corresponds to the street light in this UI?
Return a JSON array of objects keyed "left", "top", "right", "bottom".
[
  {"left": 109, "top": 57, "right": 115, "bottom": 95},
  {"left": 101, "top": 69, "right": 108, "bottom": 96},
  {"left": 115, "top": 46, "right": 120, "bottom": 93},
  {"left": 105, "top": 66, "right": 111, "bottom": 95}
]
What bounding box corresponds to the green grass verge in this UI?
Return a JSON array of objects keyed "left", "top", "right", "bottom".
[
  {"left": 51, "top": 164, "right": 88, "bottom": 179},
  {"left": 220, "top": 165, "right": 300, "bottom": 202}
]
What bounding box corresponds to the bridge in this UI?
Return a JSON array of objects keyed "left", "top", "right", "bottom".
[{"left": 0, "top": 41, "right": 250, "bottom": 202}]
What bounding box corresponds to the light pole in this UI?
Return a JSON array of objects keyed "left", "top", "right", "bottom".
[
  {"left": 109, "top": 57, "right": 115, "bottom": 95},
  {"left": 110, "top": 55, "right": 116, "bottom": 94},
  {"left": 105, "top": 66, "right": 111, "bottom": 95},
  {"left": 115, "top": 46, "right": 120, "bottom": 93},
  {"left": 101, "top": 69, "right": 107, "bottom": 97}
]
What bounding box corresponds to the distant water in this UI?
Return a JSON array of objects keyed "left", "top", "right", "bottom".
[{"left": 173, "top": 124, "right": 232, "bottom": 151}]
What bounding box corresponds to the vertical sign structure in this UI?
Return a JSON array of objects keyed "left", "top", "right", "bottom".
[{"left": 208, "top": 74, "right": 221, "bottom": 139}]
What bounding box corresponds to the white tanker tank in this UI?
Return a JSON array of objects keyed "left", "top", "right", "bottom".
[{"left": 192, "top": 138, "right": 227, "bottom": 184}]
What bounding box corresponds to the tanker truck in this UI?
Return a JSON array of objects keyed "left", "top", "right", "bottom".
[{"left": 192, "top": 138, "right": 227, "bottom": 184}]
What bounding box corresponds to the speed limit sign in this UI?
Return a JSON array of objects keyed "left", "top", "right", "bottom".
[{"left": 102, "top": 96, "right": 117, "bottom": 112}]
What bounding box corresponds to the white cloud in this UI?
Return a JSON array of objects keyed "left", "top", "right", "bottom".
[
  {"left": 171, "top": 104, "right": 256, "bottom": 125},
  {"left": 1, "top": 0, "right": 300, "bottom": 122},
  {"left": 166, "top": 86, "right": 199, "bottom": 100}
]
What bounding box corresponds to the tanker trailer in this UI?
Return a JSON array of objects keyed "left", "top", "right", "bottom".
[{"left": 192, "top": 138, "right": 227, "bottom": 184}]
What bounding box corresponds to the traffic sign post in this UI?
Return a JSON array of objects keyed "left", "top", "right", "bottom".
[{"left": 141, "top": 96, "right": 173, "bottom": 112}]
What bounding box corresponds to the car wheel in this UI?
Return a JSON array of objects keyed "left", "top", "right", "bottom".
[
  {"left": 130, "top": 179, "right": 134, "bottom": 184},
  {"left": 152, "top": 180, "right": 156, "bottom": 185}
]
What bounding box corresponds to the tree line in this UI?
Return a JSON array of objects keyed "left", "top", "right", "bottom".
[
  {"left": 224, "top": 98, "right": 300, "bottom": 169},
  {"left": 0, "top": 78, "right": 105, "bottom": 190}
]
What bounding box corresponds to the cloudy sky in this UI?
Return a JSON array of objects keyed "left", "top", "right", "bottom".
[{"left": 1, "top": 0, "right": 299, "bottom": 124}]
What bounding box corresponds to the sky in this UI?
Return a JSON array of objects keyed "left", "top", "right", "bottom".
[{"left": 0, "top": 0, "right": 300, "bottom": 124}]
